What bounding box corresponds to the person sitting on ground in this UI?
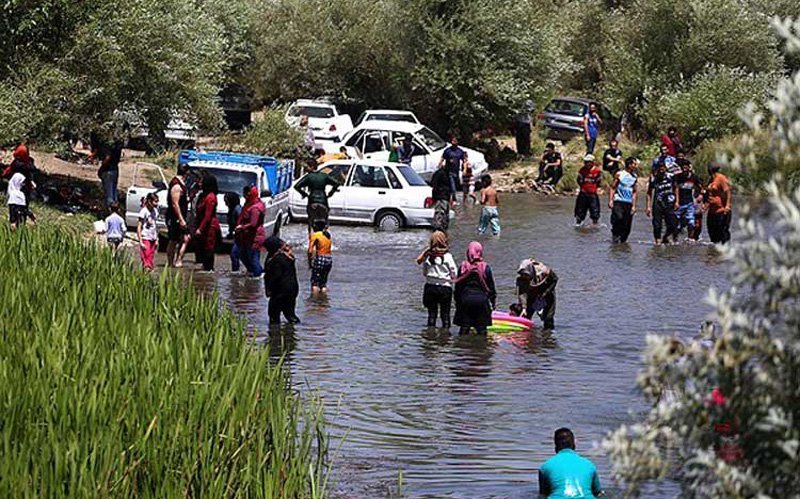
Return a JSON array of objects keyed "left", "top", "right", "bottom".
[
  {"left": 294, "top": 159, "right": 340, "bottom": 234},
  {"left": 661, "top": 125, "right": 683, "bottom": 157},
  {"left": 105, "top": 202, "right": 126, "bottom": 250},
  {"left": 602, "top": 138, "right": 624, "bottom": 176},
  {"left": 478, "top": 174, "right": 500, "bottom": 236},
  {"left": 416, "top": 230, "right": 458, "bottom": 328},
  {"left": 608, "top": 157, "right": 639, "bottom": 244},
  {"left": 264, "top": 236, "right": 300, "bottom": 325},
  {"left": 307, "top": 220, "right": 333, "bottom": 294},
  {"left": 538, "top": 428, "right": 603, "bottom": 499},
  {"left": 537, "top": 143, "right": 563, "bottom": 186},
  {"left": 646, "top": 162, "right": 679, "bottom": 245},
  {"left": 516, "top": 258, "right": 558, "bottom": 330},
  {"left": 453, "top": 241, "right": 497, "bottom": 335},
  {"left": 574, "top": 154, "right": 602, "bottom": 226}
]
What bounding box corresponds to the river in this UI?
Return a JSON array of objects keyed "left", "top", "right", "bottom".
[{"left": 189, "top": 194, "right": 730, "bottom": 498}]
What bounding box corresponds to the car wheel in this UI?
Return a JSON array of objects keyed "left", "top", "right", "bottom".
[{"left": 375, "top": 210, "right": 404, "bottom": 231}]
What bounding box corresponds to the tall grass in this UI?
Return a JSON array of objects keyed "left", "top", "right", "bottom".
[{"left": 0, "top": 225, "right": 327, "bottom": 498}]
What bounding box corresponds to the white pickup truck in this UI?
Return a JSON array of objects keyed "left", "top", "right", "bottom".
[
  {"left": 125, "top": 151, "right": 293, "bottom": 242},
  {"left": 284, "top": 99, "right": 354, "bottom": 143}
]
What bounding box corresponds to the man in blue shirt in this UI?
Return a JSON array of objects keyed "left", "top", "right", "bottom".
[
  {"left": 582, "top": 103, "right": 602, "bottom": 154},
  {"left": 438, "top": 135, "right": 468, "bottom": 205},
  {"left": 538, "top": 428, "right": 603, "bottom": 499}
]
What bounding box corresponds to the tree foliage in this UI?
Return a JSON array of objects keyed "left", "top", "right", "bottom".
[{"left": 603, "top": 18, "right": 800, "bottom": 497}]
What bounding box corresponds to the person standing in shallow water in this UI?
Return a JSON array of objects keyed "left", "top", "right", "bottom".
[
  {"left": 538, "top": 428, "right": 603, "bottom": 499},
  {"left": 705, "top": 162, "right": 732, "bottom": 244},
  {"left": 307, "top": 220, "right": 333, "bottom": 294},
  {"left": 430, "top": 160, "right": 451, "bottom": 232},
  {"left": 193, "top": 174, "right": 221, "bottom": 272},
  {"left": 416, "top": 231, "right": 458, "bottom": 328},
  {"left": 609, "top": 157, "right": 639, "bottom": 244},
  {"left": 453, "top": 241, "right": 496, "bottom": 335},
  {"left": 264, "top": 236, "right": 300, "bottom": 325}
]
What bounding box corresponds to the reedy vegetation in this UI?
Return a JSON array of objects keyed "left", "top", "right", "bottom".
[
  {"left": 603, "top": 18, "right": 800, "bottom": 497},
  {"left": 0, "top": 226, "right": 327, "bottom": 498}
]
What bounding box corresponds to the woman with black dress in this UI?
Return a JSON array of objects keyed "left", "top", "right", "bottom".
[
  {"left": 263, "top": 236, "right": 301, "bottom": 325},
  {"left": 453, "top": 241, "right": 496, "bottom": 335}
]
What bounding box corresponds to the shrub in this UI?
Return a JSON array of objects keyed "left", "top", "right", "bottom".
[
  {"left": 0, "top": 226, "right": 326, "bottom": 498},
  {"left": 220, "top": 107, "right": 304, "bottom": 158}
]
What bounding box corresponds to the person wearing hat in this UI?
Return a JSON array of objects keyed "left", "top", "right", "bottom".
[
  {"left": 516, "top": 258, "right": 558, "bottom": 330},
  {"left": 263, "top": 236, "right": 300, "bottom": 325},
  {"left": 574, "top": 154, "right": 603, "bottom": 226}
]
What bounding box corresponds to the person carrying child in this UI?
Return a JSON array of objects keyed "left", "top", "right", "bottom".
[
  {"left": 264, "top": 236, "right": 301, "bottom": 325},
  {"left": 416, "top": 231, "right": 458, "bottom": 328},
  {"left": 516, "top": 258, "right": 558, "bottom": 330},
  {"left": 477, "top": 174, "right": 500, "bottom": 236},
  {"left": 105, "top": 202, "right": 126, "bottom": 250},
  {"left": 308, "top": 220, "right": 333, "bottom": 294},
  {"left": 453, "top": 241, "right": 497, "bottom": 335},
  {"left": 137, "top": 193, "right": 159, "bottom": 272}
]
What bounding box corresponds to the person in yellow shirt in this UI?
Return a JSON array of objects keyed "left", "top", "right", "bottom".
[
  {"left": 307, "top": 220, "right": 333, "bottom": 294},
  {"left": 316, "top": 146, "right": 350, "bottom": 165}
]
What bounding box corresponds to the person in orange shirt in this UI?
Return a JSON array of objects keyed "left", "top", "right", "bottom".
[
  {"left": 307, "top": 220, "right": 333, "bottom": 294},
  {"left": 705, "top": 163, "right": 732, "bottom": 244}
]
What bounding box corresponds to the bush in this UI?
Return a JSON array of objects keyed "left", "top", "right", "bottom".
[
  {"left": 642, "top": 66, "right": 779, "bottom": 148},
  {"left": 220, "top": 107, "right": 304, "bottom": 158},
  {"left": 0, "top": 226, "right": 326, "bottom": 498}
]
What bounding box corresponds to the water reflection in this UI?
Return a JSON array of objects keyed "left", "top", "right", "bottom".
[{"left": 181, "top": 194, "right": 728, "bottom": 499}]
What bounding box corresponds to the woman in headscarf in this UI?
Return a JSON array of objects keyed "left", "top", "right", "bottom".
[
  {"left": 234, "top": 185, "right": 267, "bottom": 277},
  {"left": 416, "top": 230, "right": 458, "bottom": 328},
  {"left": 453, "top": 241, "right": 496, "bottom": 335},
  {"left": 193, "top": 173, "right": 221, "bottom": 271},
  {"left": 516, "top": 257, "right": 558, "bottom": 330},
  {"left": 263, "top": 236, "right": 300, "bottom": 325}
]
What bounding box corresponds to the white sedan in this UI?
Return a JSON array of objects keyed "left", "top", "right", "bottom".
[
  {"left": 289, "top": 160, "right": 441, "bottom": 230},
  {"left": 327, "top": 120, "right": 488, "bottom": 180}
]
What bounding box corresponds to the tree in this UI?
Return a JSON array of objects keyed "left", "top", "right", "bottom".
[{"left": 603, "top": 18, "right": 800, "bottom": 498}]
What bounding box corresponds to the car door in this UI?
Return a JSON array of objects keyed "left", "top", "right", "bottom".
[
  {"left": 344, "top": 164, "right": 391, "bottom": 221},
  {"left": 361, "top": 131, "right": 391, "bottom": 161},
  {"left": 320, "top": 163, "right": 351, "bottom": 219}
]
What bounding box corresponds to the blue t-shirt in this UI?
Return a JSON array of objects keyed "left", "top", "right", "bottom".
[
  {"left": 584, "top": 113, "right": 599, "bottom": 139},
  {"left": 613, "top": 170, "right": 637, "bottom": 204},
  {"left": 105, "top": 213, "right": 126, "bottom": 240},
  {"left": 442, "top": 146, "right": 466, "bottom": 175},
  {"left": 539, "top": 449, "right": 602, "bottom": 499}
]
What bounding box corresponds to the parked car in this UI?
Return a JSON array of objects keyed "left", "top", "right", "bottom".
[
  {"left": 125, "top": 151, "right": 293, "bottom": 242},
  {"left": 355, "top": 109, "right": 421, "bottom": 125},
  {"left": 284, "top": 99, "right": 354, "bottom": 143},
  {"left": 289, "top": 160, "right": 444, "bottom": 230},
  {"left": 328, "top": 121, "right": 489, "bottom": 180},
  {"left": 539, "top": 96, "right": 619, "bottom": 142}
]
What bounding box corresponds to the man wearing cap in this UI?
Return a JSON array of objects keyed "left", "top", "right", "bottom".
[{"left": 574, "top": 154, "right": 603, "bottom": 226}]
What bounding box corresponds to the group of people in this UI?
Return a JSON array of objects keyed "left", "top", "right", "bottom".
[{"left": 541, "top": 128, "right": 733, "bottom": 246}]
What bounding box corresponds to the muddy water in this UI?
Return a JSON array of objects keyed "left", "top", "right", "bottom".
[{"left": 189, "top": 194, "right": 729, "bottom": 498}]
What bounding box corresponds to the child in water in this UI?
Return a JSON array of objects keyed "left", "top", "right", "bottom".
[
  {"left": 308, "top": 220, "right": 333, "bottom": 294},
  {"left": 478, "top": 174, "right": 500, "bottom": 235},
  {"left": 416, "top": 231, "right": 458, "bottom": 328},
  {"left": 105, "top": 202, "right": 126, "bottom": 250},
  {"left": 264, "top": 236, "right": 300, "bottom": 325},
  {"left": 453, "top": 241, "right": 497, "bottom": 335}
]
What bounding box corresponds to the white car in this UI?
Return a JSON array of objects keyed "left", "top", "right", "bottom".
[
  {"left": 125, "top": 151, "right": 293, "bottom": 240},
  {"left": 355, "top": 109, "right": 420, "bottom": 125},
  {"left": 284, "top": 99, "right": 353, "bottom": 143},
  {"left": 289, "top": 160, "right": 442, "bottom": 230},
  {"left": 329, "top": 121, "right": 488, "bottom": 180}
]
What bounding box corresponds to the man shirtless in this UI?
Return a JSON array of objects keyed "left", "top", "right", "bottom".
[{"left": 478, "top": 174, "right": 500, "bottom": 235}]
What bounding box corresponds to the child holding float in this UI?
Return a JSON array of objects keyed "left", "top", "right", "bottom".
[{"left": 416, "top": 231, "right": 458, "bottom": 328}]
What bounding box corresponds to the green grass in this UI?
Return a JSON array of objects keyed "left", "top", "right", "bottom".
[{"left": 0, "top": 225, "right": 327, "bottom": 498}]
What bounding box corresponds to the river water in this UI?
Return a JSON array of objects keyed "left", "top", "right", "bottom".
[{"left": 188, "top": 194, "right": 730, "bottom": 498}]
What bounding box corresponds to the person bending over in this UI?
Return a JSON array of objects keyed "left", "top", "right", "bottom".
[{"left": 516, "top": 258, "right": 558, "bottom": 330}]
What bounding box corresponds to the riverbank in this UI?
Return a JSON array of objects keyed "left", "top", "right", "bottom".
[{"left": 0, "top": 221, "right": 327, "bottom": 498}]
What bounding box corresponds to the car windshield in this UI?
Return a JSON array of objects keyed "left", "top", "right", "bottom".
[
  {"left": 288, "top": 105, "right": 334, "bottom": 119},
  {"left": 416, "top": 126, "right": 446, "bottom": 151},
  {"left": 366, "top": 113, "right": 415, "bottom": 123},
  {"left": 545, "top": 100, "right": 587, "bottom": 117},
  {"left": 397, "top": 165, "right": 428, "bottom": 186},
  {"left": 189, "top": 167, "right": 258, "bottom": 195}
]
